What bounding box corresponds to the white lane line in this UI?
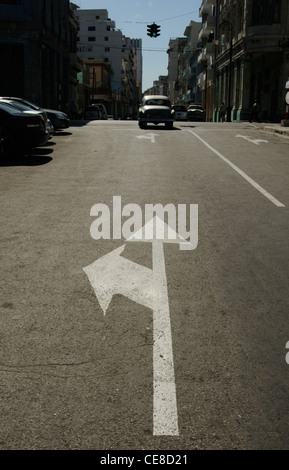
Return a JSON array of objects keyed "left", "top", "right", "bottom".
[{"left": 187, "top": 130, "right": 285, "bottom": 208}]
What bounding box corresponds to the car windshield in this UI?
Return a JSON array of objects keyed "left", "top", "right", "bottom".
[
  {"left": 145, "top": 99, "right": 170, "bottom": 107},
  {"left": 189, "top": 105, "right": 203, "bottom": 111},
  {"left": 0, "top": 102, "right": 24, "bottom": 114},
  {"left": 2, "top": 100, "right": 33, "bottom": 112}
]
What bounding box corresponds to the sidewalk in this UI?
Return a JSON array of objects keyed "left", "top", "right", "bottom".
[{"left": 260, "top": 122, "right": 289, "bottom": 138}]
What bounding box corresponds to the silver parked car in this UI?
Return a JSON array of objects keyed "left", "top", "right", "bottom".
[
  {"left": 171, "top": 105, "right": 188, "bottom": 121},
  {"left": 138, "top": 95, "right": 174, "bottom": 129},
  {"left": 85, "top": 103, "right": 108, "bottom": 120}
]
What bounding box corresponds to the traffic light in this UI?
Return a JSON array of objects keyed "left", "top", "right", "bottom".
[
  {"left": 147, "top": 23, "right": 161, "bottom": 38},
  {"left": 147, "top": 24, "right": 153, "bottom": 37}
]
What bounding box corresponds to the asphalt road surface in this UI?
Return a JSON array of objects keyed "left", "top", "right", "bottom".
[{"left": 1, "top": 119, "right": 289, "bottom": 451}]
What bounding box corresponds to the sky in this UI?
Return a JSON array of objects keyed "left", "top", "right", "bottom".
[{"left": 75, "top": 0, "right": 201, "bottom": 92}]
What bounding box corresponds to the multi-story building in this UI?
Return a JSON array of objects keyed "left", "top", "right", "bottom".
[
  {"left": 198, "top": 1, "right": 217, "bottom": 120},
  {"left": 183, "top": 21, "right": 202, "bottom": 106},
  {"left": 121, "top": 37, "right": 140, "bottom": 118},
  {"left": 76, "top": 8, "right": 142, "bottom": 116},
  {"left": 215, "top": 0, "right": 289, "bottom": 122},
  {"left": 167, "top": 38, "right": 183, "bottom": 102},
  {"left": 167, "top": 37, "right": 187, "bottom": 103},
  {"left": 0, "top": 0, "right": 79, "bottom": 111}
]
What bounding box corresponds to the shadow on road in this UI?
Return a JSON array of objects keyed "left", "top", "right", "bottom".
[
  {"left": 138, "top": 125, "right": 182, "bottom": 131},
  {"left": 0, "top": 148, "right": 53, "bottom": 166},
  {"left": 69, "top": 120, "right": 90, "bottom": 128},
  {"left": 53, "top": 131, "right": 72, "bottom": 136}
]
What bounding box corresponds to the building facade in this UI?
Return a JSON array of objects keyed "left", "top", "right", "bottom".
[
  {"left": 198, "top": 2, "right": 216, "bottom": 120},
  {"left": 214, "top": 0, "right": 289, "bottom": 122},
  {"left": 0, "top": 0, "right": 78, "bottom": 111},
  {"left": 183, "top": 21, "right": 202, "bottom": 106},
  {"left": 167, "top": 37, "right": 187, "bottom": 103},
  {"left": 165, "top": 0, "right": 289, "bottom": 122},
  {"left": 76, "top": 8, "right": 142, "bottom": 117}
]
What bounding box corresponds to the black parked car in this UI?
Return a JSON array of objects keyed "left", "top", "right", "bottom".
[
  {"left": 0, "top": 97, "right": 70, "bottom": 131},
  {"left": 0, "top": 124, "right": 4, "bottom": 157},
  {"left": 0, "top": 98, "right": 53, "bottom": 138},
  {"left": 45, "top": 109, "right": 70, "bottom": 130},
  {"left": 0, "top": 101, "right": 49, "bottom": 155},
  {"left": 187, "top": 104, "right": 206, "bottom": 121}
]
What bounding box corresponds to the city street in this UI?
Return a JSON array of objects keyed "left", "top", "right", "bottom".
[{"left": 1, "top": 119, "right": 289, "bottom": 450}]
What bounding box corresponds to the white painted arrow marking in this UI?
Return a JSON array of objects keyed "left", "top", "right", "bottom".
[
  {"left": 236, "top": 134, "right": 268, "bottom": 145},
  {"left": 151, "top": 238, "right": 178, "bottom": 436},
  {"left": 83, "top": 216, "right": 184, "bottom": 436},
  {"left": 83, "top": 244, "right": 154, "bottom": 314},
  {"left": 136, "top": 133, "right": 159, "bottom": 143}
]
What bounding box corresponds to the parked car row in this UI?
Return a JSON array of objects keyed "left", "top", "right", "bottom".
[
  {"left": 171, "top": 104, "right": 206, "bottom": 122},
  {"left": 0, "top": 97, "right": 70, "bottom": 157}
]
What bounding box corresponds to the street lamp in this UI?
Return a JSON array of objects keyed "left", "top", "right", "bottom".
[{"left": 221, "top": 20, "right": 233, "bottom": 122}]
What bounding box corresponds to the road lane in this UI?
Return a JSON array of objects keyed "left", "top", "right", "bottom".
[{"left": 1, "top": 120, "right": 289, "bottom": 450}]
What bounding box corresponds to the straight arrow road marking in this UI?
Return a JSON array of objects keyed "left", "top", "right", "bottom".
[
  {"left": 136, "top": 133, "right": 159, "bottom": 143},
  {"left": 187, "top": 130, "right": 285, "bottom": 208},
  {"left": 236, "top": 134, "right": 268, "bottom": 145},
  {"left": 151, "top": 238, "right": 178, "bottom": 436}
]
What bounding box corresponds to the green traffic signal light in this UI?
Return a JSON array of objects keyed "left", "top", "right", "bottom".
[
  {"left": 152, "top": 23, "right": 161, "bottom": 37},
  {"left": 147, "top": 23, "right": 161, "bottom": 38}
]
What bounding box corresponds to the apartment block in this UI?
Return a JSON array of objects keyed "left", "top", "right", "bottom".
[
  {"left": 0, "top": 0, "right": 79, "bottom": 111},
  {"left": 183, "top": 21, "right": 202, "bottom": 106},
  {"left": 198, "top": 1, "right": 216, "bottom": 120},
  {"left": 215, "top": 0, "right": 289, "bottom": 122},
  {"left": 167, "top": 37, "right": 187, "bottom": 103},
  {"left": 76, "top": 8, "right": 142, "bottom": 116}
]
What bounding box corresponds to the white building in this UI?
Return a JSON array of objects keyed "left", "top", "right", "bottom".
[
  {"left": 76, "top": 9, "right": 123, "bottom": 94},
  {"left": 76, "top": 9, "right": 142, "bottom": 113}
]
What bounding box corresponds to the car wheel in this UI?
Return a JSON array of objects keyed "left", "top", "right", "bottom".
[{"left": 139, "top": 121, "right": 147, "bottom": 129}]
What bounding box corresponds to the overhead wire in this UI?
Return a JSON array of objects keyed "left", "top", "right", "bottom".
[{"left": 117, "top": 10, "right": 199, "bottom": 24}]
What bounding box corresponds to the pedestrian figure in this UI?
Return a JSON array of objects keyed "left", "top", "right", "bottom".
[
  {"left": 249, "top": 99, "right": 259, "bottom": 123},
  {"left": 220, "top": 102, "right": 225, "bottom": 122}
]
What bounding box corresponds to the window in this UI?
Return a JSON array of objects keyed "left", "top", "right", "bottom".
[
  {"left": 88, "top": 26, "right": 95, "bottom": 31},
  {"left": 105, "top": 47, "right": 110, "bottom": 52},
  {"left": 0, "top": 0, "right": 22, "bottom": 3},
  {"left": 88, "top": 37, "right": 96, "bottom": 42},
  {"left": 251, "top": 0, "right": 281, "bottom": 25},
  {"left": 104, "top": 36, "right": 109, "bottom": 41}
]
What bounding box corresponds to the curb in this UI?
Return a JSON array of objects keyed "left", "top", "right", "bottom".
[{"left": 262, "top": 125, "right": 289, "bottom": 138}]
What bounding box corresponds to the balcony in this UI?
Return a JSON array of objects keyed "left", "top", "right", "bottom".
[
  {"left": 197, "top": 42, "right": 215, "bottom": 64},
  {"left": 184, "top": 90, "right": 196, "bottom": 103},
  {"left": 197, "top": 67, "right": 214, "bottom": 88},
  {"left": 198, "top": 14, "right": 215, "bottom": 40},
  {"left": 197, "top": 49, "right": 207, "bottom": 63},
  {"left": 199, "top": 0, "right": 216, "bottom": 17},
  {"left": 183, "top": 65, "right": 196, "bottom": 80}
]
